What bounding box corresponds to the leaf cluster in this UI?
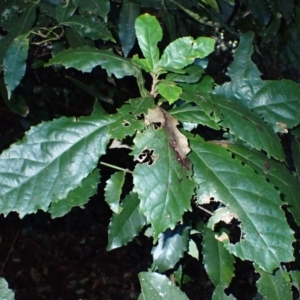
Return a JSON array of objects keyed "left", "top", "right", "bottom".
[{"left": 1, "top": 1, "right": 300, "bottom": 299}]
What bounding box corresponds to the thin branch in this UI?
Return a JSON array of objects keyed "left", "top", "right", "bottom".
[
  {"left": 100, "top": 161, "right": 133, "bottom": 174},
  {"left": 0, "top": 229, "right": 20, "bottom": 276},
  {"left": 194, "top": 201, "right": 215, "bottom": 216}
]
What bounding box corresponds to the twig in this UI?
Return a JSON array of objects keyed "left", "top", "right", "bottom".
[
  {"left": 100, "top": 161, "right": 133, "bottom": 174},
  {"left": 0, "top": 229, "right": 20, "bottom": 276}
]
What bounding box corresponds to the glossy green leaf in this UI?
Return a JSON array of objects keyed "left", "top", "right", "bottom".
[
  {"left": 202, "top": 227, "right": 235, "bottom": 288},
  {"left": 0, "top": 115, "right": 113, "bottom": 217},
  {"left": 3, "top": 33, "right": 29, "bottom": 99},
  {"left": 169, "top": 103, "right": 220, "bottom": 130},
  {"left": 227, "top": 32, "right": 261, "bottom": 80},
  {"left": 56, "top": 0, "right": 77, "bottom": 23},
  {"left": 180, "top": 75, "right": 214, "bottom": 94},
  {"left": 152, "top": 225, "right": 189, "bottom": 272},
  {"left": 255, "top": 266, "right": 292, "bottom": 300},
  {"left": 0, "top": 278, "right": 15, "bottom": 300},
  {"left": 107, "top": 192, "right": 146, "bottom": 250},
  {"left": 180, "top": 91, "right": 221, "bottom": 123},
  {"left": 249, "top": 79, "right": 300, "bottom": 129},
  {"left": 108, "top": 97, "right": 155, "bottom": 139},
  {"left": 166, "top": 65, "right": 204, "bottom": 83},
  {"left": 189, "top": 137, "right": 295, "bottom": 272},
  {"left": 49, "top": 168, "right": 100, "bottom": 218},
  {"left": 119, "top": 1, "right": 140, "bottom": 57},
  {"left": 78, "top": 0, "right": 110, "bottom": 21},
  {"left": 215, "top": 78, "right": 265, "bottom": 108},
  {"left": 132, "top": 125, "right": 196, "bottom": 240},
  {"left": 104, "top": 171, "right": 125, "bottom": 214},
  {"left": 159, "top": 36, "right": 215, "bottom": 70},
  {"left": 0, "top": 2, "right": 36, "bottom": 71},
  {"left": 135, "top": 13, "right": 162, "bottom": 71},
  {"left": 62, "top": 15, "right": 114, "bottom": 41},
  {"left": 227, "top": 144, "right": 300, "bottom": 226},
  {"left": 138, "top": 272, "right": 189, "bottom": 300},
  {"left": 46, "top": 46, "right": 144, "bottom": 82},
  {"left": 212, "top": 285, "right": 236, "bottom": 300},
  {"left": 213, "top": 95, "right": 285, "bottom": 161},
  {"left": 157, "top": 80, "right": 182, "bottom": 104},
  {"left": 131, "top": 55, "right": 151, "bottom": 72}
]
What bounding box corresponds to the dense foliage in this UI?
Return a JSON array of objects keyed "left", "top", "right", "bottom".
[{"left": 1, "top": 0, "right": 300, "bottom": 299}]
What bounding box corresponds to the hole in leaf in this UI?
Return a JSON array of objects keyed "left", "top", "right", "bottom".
[
  {"left": 123, "top": 121, "right": 130, "bottom": 127},
  {"left": 136, "top": 149, "right": 158, "bottom": 165}
]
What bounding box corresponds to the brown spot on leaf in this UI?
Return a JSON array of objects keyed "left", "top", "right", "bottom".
[{"left": 145, "top": 107, "right": 192, "bottom": 172}]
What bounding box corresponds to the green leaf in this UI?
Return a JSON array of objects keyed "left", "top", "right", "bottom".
[
  {"left": 202, "top": 227, "right": 235, "bottom": 288},
  {"left": 227, "top": 144, "right": 300, "bottom": 226},
  {"left": 157, "top": 80, "right": 182, "bottom": 104},
  {"left": 132, "top": 109, "right": 196, "bottom": 240},
  {"left": 203, "top": 0, "right": 220, "bottom": 12},
  {"left": 107, "top": 192, "right": 146, "bottom": 250},
  {"left": 159, "top": 36, "right": 215, "bottom": 70},
  {"left": 180, "top": 75, "right": 214, "bottom": 94},
  {"left": 215, "top": 78, "right": 265, "bottom": 108},
  {"left": 78, "top": 0, "right": 110, "bottom": 21},
  {"left": 49, "top": 168, "right": 100, "bottom": 218},
  {"left": 169, "top": 103, "right": 220, "bottom": 130},
  {"left": 108, "top": 97, "right": 155, "bottom": 139},
  {"left": 166, "top": 65, "right": 204, "bottom": 83},
  {"left": 249, "top": 79, "right": 300, "bottom": 129},
  {"left": 0, "top": 2, "right": 37, "bottom": 71},
  {"left": 0, "top": 115, "right": 113, "bottom": 217},
  {"left": 255, "top": 266, "right": 293, "bottom": 300},
  {"left": 138, "top": 272, "right": 189, "bottom": 300},
  {"left": 216, "top": 78, "right": 300, "bottom": 130},
  {"left": 56, "top": 0, "right": 77, "bottom": 23},
  {"left": 213, "top": 96, "right": 285, "bottom": 161},
  {"left": 0, "top": 277, "right": 15, "bottom": 300},
  {"left": 180, "top": 91, "right": 221, "bottom": 123},
  {"left": 131, "top": 55, "right": 151, "bottom": 72},
  {"left": 62, "top": 15, "right": 115, "bottom": 41},
  {"left": 46, "top": 47, "right": 145, "bottom": 91},
  {"left": 290, "top": 270, "right": 300, "bottom": 291},
  {"left": 187, "top": 239, "right": 199, "bottom": 259},
  {"left": 135, "top": 13, "right": 162, "bottom": 71},
  {"left": 104, "top": 171, "right": 125, "bottom": 214},
  {"left": 152, "top": 225, "right": 189, "bottom": 272},
  {"left": 119, "top": 1, "right": 140, "bottom": 57},
  {"left": 212, "top": 285, "right": 236, "bottom": 300},
  {"left": 4, "top": 33, "right": 29, "bottom": 99},
  {"left": 189, "top": 137, "right": 295, "bottom": 272},
  {"left": 227, "top": 32, "right": 261, "bottom": 80}
]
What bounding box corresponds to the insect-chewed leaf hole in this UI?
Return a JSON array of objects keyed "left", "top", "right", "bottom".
[{"left": 136, "top": 149, "right": 158, "bottom": 165}]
